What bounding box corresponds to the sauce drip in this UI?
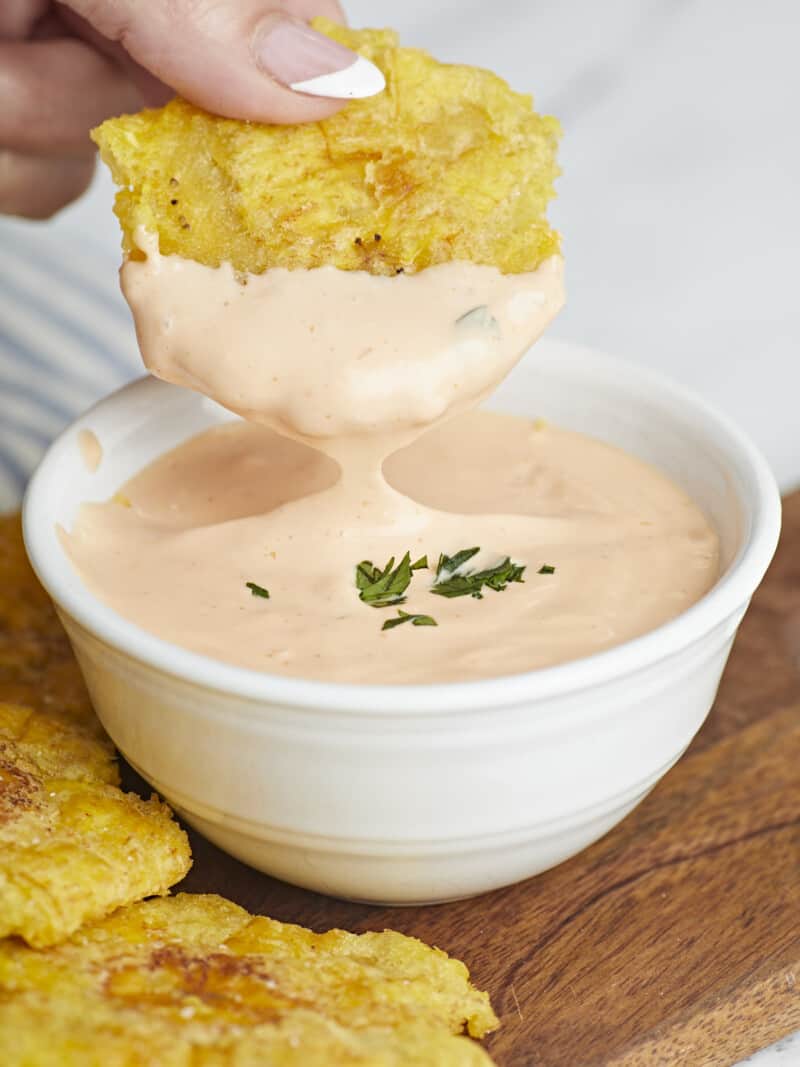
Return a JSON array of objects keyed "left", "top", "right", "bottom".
[{"left": 77, "top": 429, "right": 102, "bottom": 473}]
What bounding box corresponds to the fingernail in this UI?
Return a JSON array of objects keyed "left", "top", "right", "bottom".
[{"left": 254, "top": 18, "right": 385, "bottom": 100}]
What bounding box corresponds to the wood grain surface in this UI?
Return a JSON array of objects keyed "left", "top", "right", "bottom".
[{"left": 117, "top": 494, "right": 800, "bottom": 1067}]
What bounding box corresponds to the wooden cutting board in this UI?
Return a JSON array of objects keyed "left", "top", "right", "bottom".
[{"left": 121, "top": 493, "right": 800, "bottom": 1067}]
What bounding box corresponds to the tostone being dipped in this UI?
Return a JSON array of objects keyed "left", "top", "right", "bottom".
[
  {"left": 72, "top": 25, "right": 718, "bottom": 685},
  {"left": 93, "top": 21, "right": 565, "bottom": 453},
  {"left": 91, "top": 20, "right": 561, "bottom": 276}
]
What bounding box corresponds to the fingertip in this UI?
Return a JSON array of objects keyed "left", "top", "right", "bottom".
[{"left": 64, "top": 1, "right": 370, "bottom": 125}]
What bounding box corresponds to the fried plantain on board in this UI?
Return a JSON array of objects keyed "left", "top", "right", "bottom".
[
  {"left": 0, "top": 893, "right": 499, "bottom": 1066},
  {"left": 0, "top": 514, "right": 191, "bottom": 947},
  {"left": 92, "top": 20, "right": 560, "bottom": 277},
  {"left": 0, "top": 512, "right": 94, "bottom": 722}
]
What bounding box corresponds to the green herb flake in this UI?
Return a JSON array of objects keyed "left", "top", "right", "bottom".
[
  {"left": 382, "top": 610, "right": 438, "bottom": 631},
  {"left": 356, "top": 552, "right": 414, "bottom": 608},
  {"left": 432, "top": 548, "right": 526, "bottom": 599},
  {"left": 538, "top": 564, "right": 556, "bottom": 575},
  {"left": 436, "top": 547, "right": 480, "bottom": 576},
  {"left": 245, "top": 581, "right": 270, "bottom": 599},
  {"left": 411, "top": 554, "right": 429, "bottom": 571}
]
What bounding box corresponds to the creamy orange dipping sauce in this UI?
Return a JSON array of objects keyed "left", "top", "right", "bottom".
[
  {"left": 63, "top": 237, "right": 718, "bottom": 684},
  {"left": 64, "top": 410, "right": 718, "bottom": 684}
]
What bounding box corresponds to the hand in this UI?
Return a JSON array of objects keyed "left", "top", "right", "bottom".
[{"left": 1, "top": 0, "right": 379, "bottom": 220}]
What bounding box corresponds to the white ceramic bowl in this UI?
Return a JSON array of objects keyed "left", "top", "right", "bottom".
[{"left": 23, "top": 340, "right": 781, "bottom": 904}]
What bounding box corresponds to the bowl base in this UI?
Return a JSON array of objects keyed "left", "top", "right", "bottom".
[{"left": 163, "top": 789, "right": 656, "bottom": 907}]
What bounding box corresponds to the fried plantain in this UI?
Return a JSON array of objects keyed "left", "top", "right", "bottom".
[
  {"left": 0, "top": 515, "right": 191, "bottom": 946},
  {"left": 0, "top": 893, "right": 498, "bottom": 1065},
  {"left": 0, "top": 512, "right": 93, "bottom": 722},
  {"left": 92, "top": 20, "right": 560, "bottom": 277}
]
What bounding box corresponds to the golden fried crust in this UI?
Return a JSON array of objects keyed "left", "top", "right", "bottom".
[
  {"left": 92, "top": 20, "right": 560, "bottom": 277},
  {"left": 0, "top": 513, "right": 94, "bottom": 722},
  {"left": 0, "top": 516, "right": 191, "bottom": 947},
  {"left": 0, "top": 894, "right": 498, "bottom": 1066}
]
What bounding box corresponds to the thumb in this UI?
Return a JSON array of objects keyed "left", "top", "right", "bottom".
[{"left": 58, "top": 1, "right": 385, "bottom": 123}]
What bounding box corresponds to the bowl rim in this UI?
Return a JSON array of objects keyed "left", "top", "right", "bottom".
[{"left": 23, "top": 341, "right": 782, "bottom": 716}]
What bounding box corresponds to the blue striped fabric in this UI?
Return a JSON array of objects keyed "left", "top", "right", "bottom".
[{"left": 0, "top": 205, "right": 140, "bottom": 510}]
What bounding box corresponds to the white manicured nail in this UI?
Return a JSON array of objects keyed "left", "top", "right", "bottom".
[
  {"left": 290, "top": 55, "right": 385, "bottom": 99},
  {"left": 255, "top": 19, "right": 385, "bottom": 100}
]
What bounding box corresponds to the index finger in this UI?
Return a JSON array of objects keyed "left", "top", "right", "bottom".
[{"left": 58, "top": 0, "right": 384, "bottom": 125}]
